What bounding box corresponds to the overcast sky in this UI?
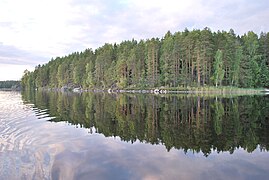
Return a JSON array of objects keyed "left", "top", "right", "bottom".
[{"left": 0, "top": 0, "right": 268, "bottom": 80}]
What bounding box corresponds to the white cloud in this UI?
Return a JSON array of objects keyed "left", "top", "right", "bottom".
[{"left": 0, "top": 0, "right": 80, "bottom": 55}]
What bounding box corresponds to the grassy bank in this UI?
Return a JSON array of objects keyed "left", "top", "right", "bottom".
[{"left": 121, "top": 86, "right": 265, "bottom": 95}]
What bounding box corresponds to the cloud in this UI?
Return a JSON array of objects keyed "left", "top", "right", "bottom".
[
  {"left": 199, "top": 0, "right": 269, "bottom": 34},
  {"left": 66, "top": 0, "right": 269, "bottom": 51},
  {"left": 0, "top": 44, "right": 48, "bottom": 65},
  {"left": 0, "top": 0, "right": 82, "bottom": 56},
  {"left": 0, "top": 43, "right": 46, "bottom": 80}
]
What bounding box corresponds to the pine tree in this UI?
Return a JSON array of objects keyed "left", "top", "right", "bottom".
[
  {"left": 160, "top": 31, "right": 174, "bottom": 87},
  {"left": 146, "top": 38, "right": 160, "bottom": 87}
]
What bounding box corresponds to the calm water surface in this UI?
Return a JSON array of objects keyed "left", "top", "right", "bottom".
[{"left": 1, "top": 90, "right": 269, "bottom": 180}]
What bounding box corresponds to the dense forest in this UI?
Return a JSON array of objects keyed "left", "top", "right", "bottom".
[
  {"left": 21, "top": 28, "right": 269, "bottom": 90},
  {"left": 22, "top": 91, "right": 269, "bottom": 155},
  {"left": 0, "top": 81, "right": 21, "bottom": 89}
]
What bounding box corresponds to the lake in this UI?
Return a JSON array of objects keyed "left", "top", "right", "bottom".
[{"left": 0, "top": 90, "right": 269, "bottom": 180}]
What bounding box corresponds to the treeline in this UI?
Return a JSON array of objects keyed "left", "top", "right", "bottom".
[
  {"left": 22, "top": 91, "right": 269, "bottom": 155},
  {"left": 0, "top": 80, "right": 21, "bottom": 89},
  {"left": 21, "top": 28, "right": 269, "bottom": 90}
]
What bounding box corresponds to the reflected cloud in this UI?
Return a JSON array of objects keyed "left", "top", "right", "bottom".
[{"left": 49, "top": 136, "right": 269, "bottom": 180}]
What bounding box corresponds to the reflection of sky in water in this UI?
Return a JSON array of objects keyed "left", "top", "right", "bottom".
[
  {"left": 1, "top": 91, "right": 269, "bottom": 179},
  {"left": 49, "top": 133, "right": 269, "bottom": 180},
  {"left": 3, "top": 121, "right": 269, "bottom": 180}
]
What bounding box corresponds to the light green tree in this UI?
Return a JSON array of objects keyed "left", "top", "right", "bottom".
[{"left": 212, "top": 49, "right": 224, "bottom": 87}]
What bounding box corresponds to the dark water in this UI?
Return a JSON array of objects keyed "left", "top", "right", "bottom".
[{"left": 1, "top": 91, "right": 269, "bottom": 180}]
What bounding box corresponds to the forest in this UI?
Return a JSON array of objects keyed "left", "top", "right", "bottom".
[
  {"left": 21, "top": 28, "right": 269, "bottom": 90},
  {"left": 0, "top": 80, "right": 21, "bottom": 89}
]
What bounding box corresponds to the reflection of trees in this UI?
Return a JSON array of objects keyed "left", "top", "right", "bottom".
[
  {"left": 22, "top": 91, "right": 269, "bottom": 156},
  {"left": 212, "top": 98, "right": 224, "bottom": 135}
]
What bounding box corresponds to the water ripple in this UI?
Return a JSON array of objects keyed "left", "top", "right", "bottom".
[
  {"left": 0, "top": 92, "right": 36, "bottom": 152},
  {"left": 0, "top": 91, "right": 90, "bottom": 179}
]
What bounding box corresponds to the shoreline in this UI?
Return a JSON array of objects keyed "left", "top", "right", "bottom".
[{"left": 34, "top": 86, "right": 268, "bottom": 95}]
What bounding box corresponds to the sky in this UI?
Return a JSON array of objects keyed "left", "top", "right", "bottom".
[{"left": 0, "top": 0, "right": 268, "bottom": 81}]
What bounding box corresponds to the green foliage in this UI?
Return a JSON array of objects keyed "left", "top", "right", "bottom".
[
  {"left": 146, "top": 38, "right": 160, "bottom": 87},
  {"left": 21, "top": 29, "right": 269, "bottom": 89},
  {"left": 212, "top": 50, "right": 225, "bottom": 87},
  {"left": 160, "top": 31, "right": 174, "bottom": 86},
  {"left": 85, "top": 61, "right": 95, "bottom": 87},
  {"left": 0, "top": 80, "right": 20, "bottom": 89},
  {"left": 230, "top": 44, "right": 242, "bottom": 86}
]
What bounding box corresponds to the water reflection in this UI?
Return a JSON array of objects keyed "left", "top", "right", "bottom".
[
  {"left": 22, "top": 91, "right": 269, "bottom": 156},
  {"left": 1, "top": 91, "right": 269, "bottom": 179}
]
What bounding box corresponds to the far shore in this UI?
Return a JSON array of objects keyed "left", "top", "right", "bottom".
[{"left": 0, "top": 88, "right": 21, "bottom": 91}]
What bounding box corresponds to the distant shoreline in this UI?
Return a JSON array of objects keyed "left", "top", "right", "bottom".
[{"left": 0, "top": 88, "right": 21, "bottom": 91}]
